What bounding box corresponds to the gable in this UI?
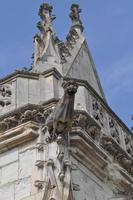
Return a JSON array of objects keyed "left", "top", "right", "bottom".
[{"left": 64, "top": 40, "right": 105, "bottom": 100}]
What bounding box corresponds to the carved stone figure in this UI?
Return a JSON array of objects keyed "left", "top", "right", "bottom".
[{"left": 46, "top": 80, "right": 78, "bottom": 141}]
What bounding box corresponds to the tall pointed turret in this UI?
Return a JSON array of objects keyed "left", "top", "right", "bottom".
[
  {"left": 31, "top": 3, "right": 105, "bottom": 99},
  {"left": 62, "top": 4, "right": 105, "bottom": 99},
  {"left": 32, "top": 3, "right": 62, "bottom": 73}
]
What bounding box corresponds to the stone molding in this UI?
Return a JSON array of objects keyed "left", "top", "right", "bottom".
[
  {"left": 0, "top": 121, "right": 39, "bottom": 153},
  {"left": 0, "top": 70, "right": 39, "bottom": 84},
  {"left": 70, "top": 128, "right": 133, "bottom": 195},
  {"left": 0, "top": 102, "right": 132, "bottom": 178}
]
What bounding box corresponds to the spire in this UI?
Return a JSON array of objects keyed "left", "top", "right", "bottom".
[{"left": 32, "top": 3, "right": 61, "bottom": 73}]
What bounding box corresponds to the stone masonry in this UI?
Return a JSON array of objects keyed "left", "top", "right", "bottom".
[{"left": 0, "top": 3, "right": 132, "bottom": 200}]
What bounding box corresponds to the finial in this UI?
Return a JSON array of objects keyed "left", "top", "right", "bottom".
[
  {"left": 69, "top": 4, "right": 84, "bottom": 32},
  {"left": 38, "top": 3, "right": 53, "bottom": 19},
  {"left": 37, "top": 3, "right": 56, "bottom": 34},
  {"left": 37, "top": 3, "right": 56, "bottom": 36},
  {"left": 33, "top": 3, "right": 57, "bottom": 68}
]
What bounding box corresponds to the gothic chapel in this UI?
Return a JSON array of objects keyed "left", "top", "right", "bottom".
[{"left": 0, "top": 3, "right": 132, "bottom": 200}]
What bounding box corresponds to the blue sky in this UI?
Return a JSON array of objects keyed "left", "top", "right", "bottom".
[{"left": 0, "top": 0, "right": 132, "bottom": 128}]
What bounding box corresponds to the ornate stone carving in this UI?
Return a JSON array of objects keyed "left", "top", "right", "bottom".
[
  {"left": 66, "top": 28, "right": 79, "bottom": 49},
  {"left": 109, "top": 117, "right": 120, "bottom": 144},
  {"left": 87, "top": 125, "right": 100, "bottom": 141},
  {"left": 34, "top": 3, "right": 56, "bottom": 66},
  {"left": 124, "top": 133, "right": 133, "bottom": 157},
  {"left": 0, "top": 106, "right": 54, "bottom": 132},
  {"left": 46, "top": 80, "right": 78, "bottom": 142},
  {"left": 69, "top": 4, "right": 83, "bottom": 32},
  {"left": 101, "top": 135, "right": 118, "bottom": 156},
  {"left": 58, "top": 41, "right": 71, "bottom": 63},
  {"left": 72, "top": 112, "right": 101, "bottom": 141},
  {"left": 101, "top": 135, "right": 133, "bottom": 176},
  {"left": 92, "top": 99, "right": 105, "bottom": 127},
  {"left": 34, "top": 180, "right": 45, "bottom": 189},
  {"left": 72, "top": 112, "right": 88, "bottom": 129},
  {"left": 0, "top": 84, "right": 12, "bottom": 107},
  {"left": 40, "top": 80, "right": 78, "bottom": 200}
]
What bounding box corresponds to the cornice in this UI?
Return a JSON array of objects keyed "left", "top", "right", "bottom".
[
  {"left": 0, "top": 121, "right": 39, "bottom": 153},
  {"left": 0, "top": 70, "right": 39, "bottom": 84},
  {"left": 70, "top": 127, "right": 133, "bottom": 194},
  {"left": 41, "top": 67, "right": 62, "bottom": 79}
]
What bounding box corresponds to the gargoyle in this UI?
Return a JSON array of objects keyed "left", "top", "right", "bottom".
[{"left": 46, "top": 80, "right": 78, "bottom": 140}]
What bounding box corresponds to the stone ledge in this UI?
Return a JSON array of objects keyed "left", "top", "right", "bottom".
[
  {"left": 70, "top": 130, "right": 108, "bottom": 181},
  {"left": 0, "top": 121, "right": 39, "bottom": 153},
  {"left": 0, "top": 70, "right": 39, "bottom": 84},
  {"left": 70, "top": 128, "right": 133, "bottom": 192}
]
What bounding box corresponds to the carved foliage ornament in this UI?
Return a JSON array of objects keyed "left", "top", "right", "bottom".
[
  {"left": 92, "top": 99, "right": 105, "bottom": 127},
  {"left": 101, "top": 135, "right": 133, "bottom": 176},
  {"left": 109, "top": 117, "right": 120, "bottom": 144},
  {"left": 72, "top": 112, "right": 101, "bottom": 142},
  {"left": 0, "top": 107, "right": 54, "bottom": 132},
  {"left": 0, "top": 84, "right": 12, "bottom": 107}
]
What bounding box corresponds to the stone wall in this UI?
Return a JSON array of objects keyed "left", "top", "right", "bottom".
[
  {"left": 71, "top": 157, "right": 113, "bottom": 200},
  {"left": 0, "top": 141, "right": 37, "bottom": 200}
]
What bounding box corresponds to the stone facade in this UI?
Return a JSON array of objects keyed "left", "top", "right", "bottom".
[{"left": 0, "top": 3, "right": 132, "bottom": 200}]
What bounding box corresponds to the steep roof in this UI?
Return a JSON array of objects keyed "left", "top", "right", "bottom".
[{"left": 31, "top": 3, "right": 106, "bottom": 100}]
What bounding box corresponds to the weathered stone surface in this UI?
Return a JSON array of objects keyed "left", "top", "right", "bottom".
[
  {"left": 0, "top": 183, "right": 14, "bottom": 200},
  {"left": 15, "top": 178, "right": 31, "bottom": 200},
  {"left": 19, "top": 140, "right": 36, "bottom": 153},
  {"left": 0, "top": 3, "right": 132, "bottom": 200},
  {"left": 1, "top": 161, "right": 18, "bottom": 185},
  {"left": 0, "top": 147, "right": 18, "bottom": 167},
  {"left": 19, "top": 149, "right": 36, "bottom": 179}
]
